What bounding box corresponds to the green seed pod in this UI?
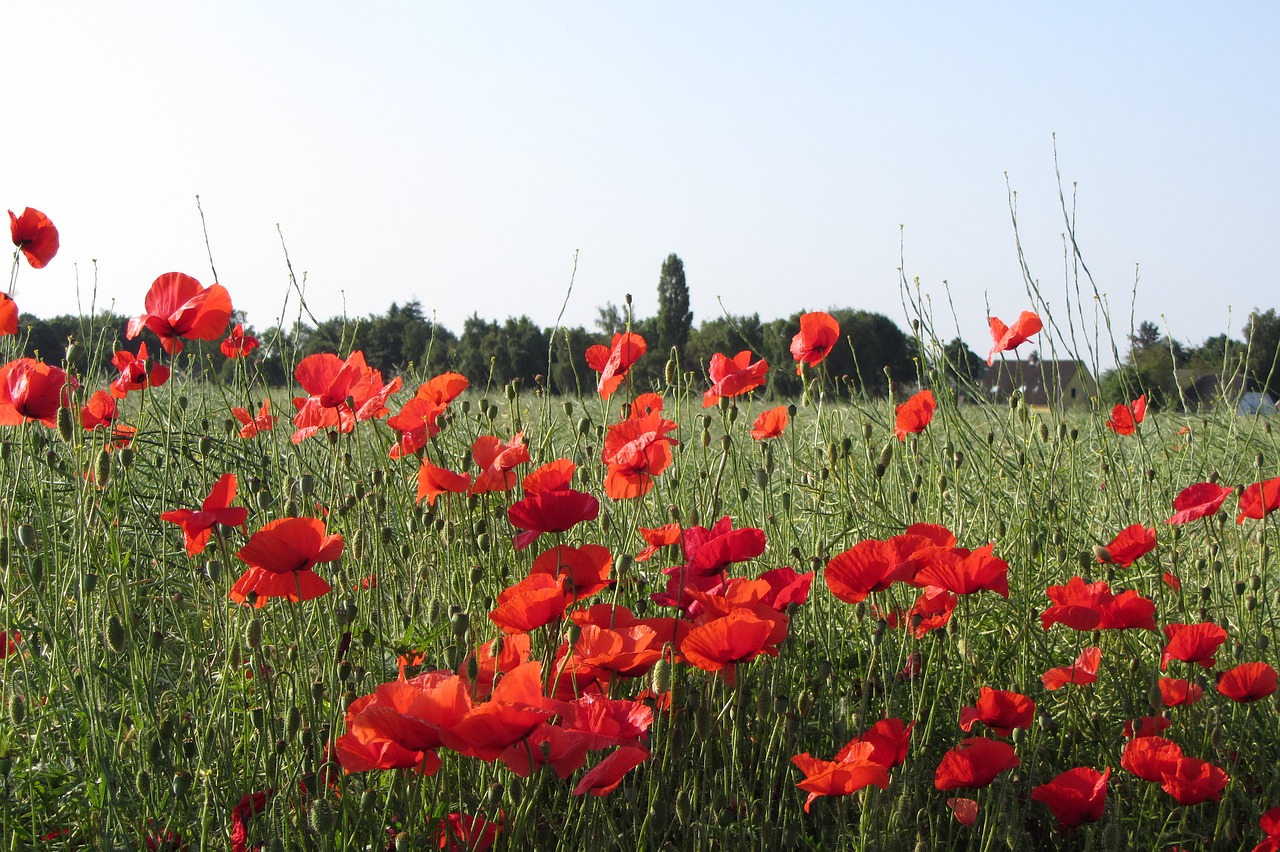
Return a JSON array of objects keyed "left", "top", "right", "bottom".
[
  {"left": 877, "top": 441, "right": 893, "bottom": 469},
  {"left": 106, "top": 614, "right": 126, "bottom": 654},
  {"left": 450, "top": 612, "right": 470, "bottom": 637},
  {"left": 9, "top": 693, "right": 26, "bottom": 725},
  {"left": 476, "top": 532, "right": 491, "bottom": 553},
  {"left": 352, "top": 529, "right": 365, "bottom": 560},
  {"left": 309, "top": 798, "right": 335, "bottom": 833},
  {"left": 170, "top": 770, "right": 193, "bottom": 798},
  {"left": 16, "top": 524, "right": 37, "bottom": 550},
  {"left": 246, "top": 618, "right": 264, "bottom": 649},
  {"left": 286, "top": 706, "right": 302, "bottom": 738},
  {"left": 614, "top": 553, "right": 633, "bottom": 579},
  {"left": 198, "top": 435, "right": 212, "bottom": 456},
  {"left": 135, "top": 769, "right": 151, "bottom": 795},
  {"left": 576, "top": 416, "right": 591, "bottom": 436},
  {"left": 94, "top": 450, "right": 111, "bottom": 487},
  {"left": 118, "top": 446, "right": 134, "bottom": 468},
  {"left": 665, "top": 357, "right": 679, "bottom": 388},
  {"left": 57, "top": 406, "right": 75, "bottom": 443},
  {"left": 650, "top": 658, "right": 671, "bottom": 695}
]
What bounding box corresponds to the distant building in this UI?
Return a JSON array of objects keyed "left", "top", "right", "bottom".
[
  {"left": 983, "top": 355, "right": 1096, "bottom": 408},
  {"left": 1184, "top": 373, "right": 1276, "bottom": 415}
]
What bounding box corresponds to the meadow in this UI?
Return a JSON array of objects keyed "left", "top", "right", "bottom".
[{"left": 4, "top": 209, "right": 1280, "bottom": 851}]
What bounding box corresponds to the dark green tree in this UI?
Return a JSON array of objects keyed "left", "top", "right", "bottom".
[
  {"left": 1245, "top": 309, "right": 1280, "bottom": 396},
  {"left": 655, "top": 254, "right": 693, "bottom": 356},
  {"left": 939, "top": 337, "right": 985, "bottom": 386}
]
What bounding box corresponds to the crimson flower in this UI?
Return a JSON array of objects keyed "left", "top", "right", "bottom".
[
  {"left": 470, "top": 432, "right": 529, "bottom": 494},
  {"left": 1106, "top": 394, "right": 1146, "bottom": 435},
  {"left": 824, "top": 538, "right": 918, "bottom": 605},
  {"left": 160, "top": 473, "right": 248, "bottom": 557},
  {"left": 958, "top": 687, "right": 1035, "bottom": 737},
  {"left": 789, "top": 311, "right": 840, "bottom": 373},
  {"left": 1160, "top": 622, "right": 1228, "bottom": 670},
  {"left": 1238, "top": 477, "right": 1280, "bottom": 523},
  {"left": 126, "top": 272, "right": 233, "bottom": 355},
  {"left": 1158, "top": 678, "right": 1204, "bottom": 707},
  {"left": 586, "top": 332, "right": 646, "bottom": 399},
  {"left": 437, "top": 813, "right": 502, "bottom": 851},
  {"left": 987, "top": 311, "right": 1042, "bottom": 364},
  {"left": 1257, "top": 807, "right": 1280, "bottom": 852},
  {"left": 1161, "top": 757, "right": 1229, "bottom": 805},
  {"left": 529, "top": 544, "right": 612, "bottom": 599},
  {"left": 679, "top": 608, "right": 787, "bottom": 675},
  {"left": 1121, "top": 735, "right": 1183, "bottom": 782},
  {"left": 110, "top": 342, "right": 170, "bottom": 398},
  {"left": 229, "top": 517, "right": 343, "bottom": 607},
  {"left": 336, "top": 670, "right": 467, "bottom": 775},
  {"left": 948, "top": 798, "right": 978, "bottom": 826},
  {"left": 634, "top": 523, "right": 681, "bottom": 562},
  {"left": 913, "top": 542, "right": 1009, "bottom": 598},
  {"left": 9, "top": 207, "right": 59, "bottom": 268},
  {"left": 230, "top": 790, "right": 272, "bottom": 852},
  {"left": 572, "top": 744, "right": 650, "bottom": 796},
  {"left": 1216, "top": 662, "right": 1278, "bottom": 703},
  {"left": 1031, "top": 766, "right": 1109, "bottom": 830},
  {"left": 0, "top": 358, "right": 76, "bottom": 427},
  {"left": 80, "top": 390, "right": 135, "bottom": 447},
  {"left": 894, "top": 390, "right": 936, "bottom": 440},
  {"left": 750, "top": 406, "right": 789, "bottom": 440},
  {"left": 1040, "top": 577, "right": 1156, "bottom": 631},
  {"left": 792, "top": 742, "right": 890, "bottom": 812},
  {"left": 488, "top": 574, "right": 570, "bottom": 634},
  {"left": 1099, "top": 524, "right": 1156, "bottom": 567},
  {"left": 0, "top": 630, "right": 21, "bottom": 659},
  {"left": 1166, "top": 482, "right": 1233, "bottom": 525},
  {"left": 508, "top": 489, "right": 600, "bottom": 551},
  {"left": 291, "top": 351, "right": 402, "bottom": 443},
  {"left": 416, "top": 459, "right": 471, "bottom": 505},
  {"left": 0, "top": 293, "right": 16, "bottom": 337},
  {"left": 934, "top": 738, "right": 1020, "bottom": 790},
  {"left": 602, "top": 403, "right": 678, "bottom": 499},
  {"left": 231, "top": 399, "right": 276, "bottom": 439},
  {"left": 702, "top": 351, "right": 768, "bottom": 408},
  {"left": 220, "top": 323, "right": 259, "bottom": 358},
  {"left": 1041, "top": 647, "right": 1101, "bottom": 690}
]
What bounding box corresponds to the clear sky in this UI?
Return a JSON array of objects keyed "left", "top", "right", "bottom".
[{"left": 6, "top": 3, "right": 1277, "bottom": 367}]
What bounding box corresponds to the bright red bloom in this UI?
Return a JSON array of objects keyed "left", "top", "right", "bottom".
[
  {"left": 839, "top": 717, "right": 915, "bottom": 769},
  {"left": 9, "top": 207, "right": 59, "bottom": 268},
  {"left": 586, "top": 332, "right": 646, "bottom": 399},
  {"left": 958, "top": 687, "right": 1035, "bottom": 737},
  {"left": 789, "top": 311, "right": 840, "bottom": 373},
  {"left": 634, "top": 523, "right": 681, "bottom": 562},
  {"left": 1041, "top": 577, "right": 1156, "bottom": 632},
  {"left": 388, "top": 398, "right": 446, "bottom": 460},
  {"left": 1257, "top": 807, "right": 1280, "bottom": 852},
  {"left": 488, "top": 574, "right": 571, "bottom": 634},
  {"left": 1162, "top": 571, "right": 1181, "bottom": 591},
  {"left": 572, "top": 744, "right": 650, "bottom": 796},
  {"left": 948, "top": 798, "right": 978, "bottom": 827},
  {"left": 508, "top": 488, "right": 600, "bottom": 550},
  {"left": 126, "top": 272, "right": 233, "bottom": 355},
  {"left": 110, "top": 342, "right": 170, "bottom": 398},
  {"left": 229, "top": 517, "right": 343, "bottom": 607},
  {"left": 702, "top": 350, "right": 768, "bottom": 408},
  {"left": 679, "top": 608, "right": 787, "bottom": 674},
  {"left": 417, "top": 371, "right": 470, "bottom": 407},
  {"left": 529, "top": 544, "right": 612, "bottom": 600},
  {"left": 1100, "top": 524, "right": 1157, "bottom": 567},
  {"left": 336, "top": 670, "right": 468, "bottom": 775},
  {"left": 1123, "top": 716, "right": 1173, "bottom": 739},
  {"left": 219, "top": 323, "right": 259, "bottom": 358},
  {"left": 824, "top": 538, "right": 918, "bottom": 605},
  {"left": 416, "top": 459, "right": 471, "bottom": 505},
  {"left": 231, "top": 399, "right": 276, "bottom": 439},
  {"left": 436, "top": 813, "right": 502, "bottom": 851},
  {"left": 1216, "top": 662, "right": 1278, "bottom": 703},
  {"left": 1158, "top": 678, "right": 1204, "bottom": 707},
  {"left": 1041, "top": 647, "right": 1101, "bottom": 690},
  {"left": 291, "top": 351, "right": 402, "bottom": 443},
  {"left": 1121, "top": 735, "right": 1182, "bottom": 782},
  {"left": 1106, "top": 395, "right": 1147, "bottom": 435},
  {"left": 80, "top": 390, "right": 136, "bottom": 446},
  {"left": 442, "top": 661, "right": 556, "bottom": 760},
  {"left": 1238, "top": 477, "right": 1280, "bottom": 523},
  {"left": 756, "top": 566, "right": 814, "bottom": 610},
  {"left": 792, "top": 742, "right": 891, "bottom": 812},
  {"left": 470, "top": 432, "right": 529, "bottom": 494},
  {"left": 1160, "top": 622, "right": 1228, "bottom": 670},
  {"left": 0, "top": 358, "right": 76, "bottom": 427},
  {"left": 0, "top": 630, "right": 21, "bottom": 659},
  {"left": 987, "top": 310, "right": 1042, "bottom": 364},
  {"left": 602, "top": 406, "right": 678, "bottom": 499},
  {"left": 894, "top": 587, "right": 957, "bottom": 638},
  {"left": 1031, "top": 766, "right": 1109, "bottom": 829},
  {"left": 0, "top": 293, "right": 16, "bottom": 337},
  {"left": 523, "top": 458, "right": 576, "bottom": 495},
  {"left": 1161, "top": 757, "right": 1229, "bottom": 805},
  {"left": 230, "top": 789, "right": 272, "bottom": 852},
  {"left": 160, "top": 473, "right": 249, "bottom": 557},
  {"left": 750, "top": 406, "right": 789, "bottom": 440},
  {"left": 934, "top": 738, "right": 1020, "bottom": 790},
  {"left": 894, "top": 390, "right": 936, "bottom": 441},
  {"left": 502, "top": 692, "right": 652, "bottom": 779},
  {"left": 913, "top": 542, "right": 1009, "bottom": 598},
  {"left": 1166, "top": 482, "right": 1233, "bottom": 525}
]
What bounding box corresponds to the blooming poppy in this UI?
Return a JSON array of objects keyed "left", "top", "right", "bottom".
[
  {"left": 958, "top": 687, "right": 1035, "bottom": 737},
  {"left": 679, "top": 607, "right": 788, "bottom": 676},
  {"left": 934, "top": 738, "right": 1020, "bottom": 790},
  {"left": 839, "top": 717, "right": 915, "bottom": 768},
  {"left": 0, "top": 358, "right": 76, "bottom": 427},
  {"left": 1162, "top": 571, "right": 1181, "bottom": 591},
  {"left": 585, "top": 333, "right": 646, "bottom": 399},
  {"left": 219, "top": 323, "right": 259, "bottom": 359},
  {"left": 126, "top": 272, "right": 233, "bottom": 355},
  {"left": 1121, "top": 735, "right": 1182, "bottom": 783},
  {"left": 488, "top": 574, "right": 570, "bottom": 634},
  {"left": 602, "top": 406, "right": 678, "bottom": 499},
  {"left": 110, "top": 343, "right": 170, "bottom": 398},
  {"left": 231, "top": 399, "right": 276, "bottom": 439},
  {"left": 441, "top": 661, "right": 556, "bottom": 760},
  {"left": 750, "top": 406, "right": 789, "bottom": 440},
  {"left": 80, "top": 390, "right": 136, "bottom": 447},
  {"left": 1041, "top": 577, "right": 1156, "bottom": 632},
  {"left": 529, "top": 544, "right": 612, "bottom": 599},
  {"left": 229, "top": 517, "right": 343, "bottom": 607},
  {"left": 502, "top": 693, "right": 653, "bottom": 779},
  {"left": 894, "top": 390, "right": 936, "bottom": 441},
  {"left": 230, "top": 789, "right": 272, "bottom": 852},
  {"left": 291, "top": 351, "right": 402, "bottom": 444},
  {"left": 1041, "top": 647, "right": 1101, "bottom": 690},
  {"left": 1161, "top": 756, "right": 1230, "bottom": 805},
  {"left": 702, "top": 351, "right": 769, "bottom": 408},
  {"left": 1106, "top": 395, "right": 1146, "bottom": 435},
  {"left": 913, "top": 542, "right": 1009, "bottom": 598},
  {"left": 436, "top": 813, "right": 502, "bottom": 851},
  {"left": 1160, "top": 622, "right": 1228, "bottom": 670},
  {"left": 1256, "top": 807, "right": 1280, "bottom": 852},
  {"left": 824, "top": 538, "right": 918, "bottom": 605},
  {"left": 416, "top": 459, "right": 472, "bottom": 505},
  {"left": 508, "top": 488, "right": 600, "bottom": 551},
  {"left": 160, "top": 473, "right": 249, "bottom": 557},
  {"left": 789, "top": 311, "right": 840, "bottom": 373},
  {"left": 1216, "top": 662, "right": 1278, "bottom": 703},
  {"left": 894, "top": 587, "right": 958, "bottom": 638},
  {"left": 1238, "top": 477, "right": 1280, "bottom": 523},
  {"left": 416, "top": 371, "right": 470, "bottom": 406},
  {"left": 0, "top": 630, "right": 21, "bottom": 660},
  {"left": 0, "top": 293, "right": 16, "bottom": 337},
  {"left": 470, "top": 432, "right": 529, "bottom": 494},
  {"left": 9, "top": 207, "right": 59, "bottom": 269},
  {"left": 572, "top": 744, "right": 651, "bottom": 796},
  {"left": 987, "top": 311, "right": 1042, "bottom": 364},
  {"left": 1166, "top": 482, "right": 1234, "bottom": 525},
  {"left": 522, "top": 458, "right": 576, "bottom": 495},
  {"left": 756, "top": 566, "right": 814, "bottom": 610},
  {"left": 1031, "top": 766, "right": 1110, "bottom": 829},
  {"left": 792, "top": 741, "right": 891, "bottom": 812},
  {"left": 387, "top": 396, "right": 448, "bottom": 459},
  {"left": 1099, "top": 524, "right": 1156, "bottom": 568},
  {"left": 1158, "top": 678, "right": 1204, "bottom": 707},
  {"left": 948, "top": 798, "right": 978, "bottom": 827},
  {"left": 634, "top": 523, "right": 681, "bottom": 562},
  {"left": 336, "top": 670, "right": 466, "bottom": 775}
]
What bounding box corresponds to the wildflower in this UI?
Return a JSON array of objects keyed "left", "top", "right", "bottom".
[
  {"left": 602, "top": 403, "right": 678, "bottom": 499},
  {"left": 9, "top": 207, "right": 59, "bottom": 268},
  {"left": 231, "top": 399, "right": 276, "bottom": 439},
  {"left": 219, "top": 323, "right": 259, "bottom": 358},
  {"left": 572, "top": 744, "right": 650, "bottom": 796},
  {"left": 702, "top": 351, "right": 768, "bottom": 408},
  {"left": 934, "top": 738, "right": 1020, "bottom": 790},
  {"left": 0, "top": 358, "right": 76, "bottom": 427},
  {"left": 1158, "top": 678, "right": 1204, "bottom": 707},
  {"left": 1121, "top": 735, "right": 1181, "bottom": 782},
  {"left": 1031, "top": 766, "right": 1110, "bottom": 829},
  {"left": 1161, "top": 757, "right": 1229, "bottom": 805},
  {"left": 529, "top": 544, "right": 612, "bottom": 599},
  {"left": 291, "top": 351, "right": 401, "bottom": 443},
  {"left": 987, "top": 311, "right": 1041, "bottom": 364},
  {"left": 948, "top": 798, "right": 978, "bottom": 826},
  {"left": 230, "top": 790, "right": 272, "bottom": 852},
  {"left": 1238, "top": 477, "right": 1280, "bottom": 523},
  {"left": 0, "top": 294, "right": 15, "bottom": 337},
  {"left": 488, "top": 574, "right": 570, "bottom": 634},
  {"left": 586, "top": 332, "right": 646, "bottom": 399},
  {"left": 436, "top": 812, "right": 502, "bottom": 850},
  {"left": 415, "top": 459, "right": 471, "bottom": 505},
  {"left": 1099, "top": 524, "right": 1157, "bottom": 567},
  {"left": 1106, "top": 395, "right": 1146, "bottom": 435},
  {"left": 1160, "top": 622, "right": 1228, "bottom": 670},
  {"left": 110, "top": 343, "right": 170, "bottom": 398},
  {"left": 792, "top": 742, "right": 890, "bottom": 812},
  {"left": 1041, "top": 647, "right": 1101, "bottom": 690},
  {"left": 1216, "top": 662, "right": 1278, "bottom": 703},
  {"left": 789, "top": 311, "right": 840, "bottom": 373},
  {"left": 1166, "top": 482, "right": 1233, "bottom": 525},
  {"left": 508, "top": 489, "right": 600, "bottom": 551},
  {"left": 160, "top": 473, "right": 248, "bottom": 557},
  {"left": 634, "top": 523, "right": 681, "bottom": 562},
  {"left": 750, "top": 406, "right": 789, "bottom": 440},
  {"left": 824, "top": 538, "right": 918, "bottom": 605},
  {"left": 126, "top": 272, "right": 233, "bottom": 355},
  {"left": 228, "top": 517, "right": 342, "bottom": 607},
  {"left": 894, "top": 390, "right": 936, "bottom": 440},
  {"left": 80, "top": 390, "right": 136, "bottom": 447},
  {"left": 958, "top": 687, "right": 1035, "bottom": 737},
  {"left": 913, "top": 542, "right": 1009, "bottom": 598},
  {"left": 470, "top": 432, "right": 529, "bottom": 494}
]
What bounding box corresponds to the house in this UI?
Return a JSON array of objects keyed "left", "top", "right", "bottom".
[
  {"left": 1184, "top": 374, "right": 1276, "bottom": 415},
  {"left": 983, "top": 355, "right": 1096, "bottom": 409}
]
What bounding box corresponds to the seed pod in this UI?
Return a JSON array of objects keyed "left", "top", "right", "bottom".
[
  {"left": 171, "top": 770, "right": 193, "bottom": 798},
  {"left": 450, "top": 612, "right": 470, "bottom": 637},
  {"left": 135, "top": 769, "right": 151, "bottom": 795},
  {"left": 94, "top": 450, "right": 111, "bottom": 487},
  {"left": 106, "top": 615, "right": 126, "bottom": 654},
  {"left": 246, "top": 618, "right": 264, "bottom": 649},
  {"left": 57, "top": 406, "right": 75, "bottom": 443},
  {"left": 309, "top": 798, "right": 335, "bottom": 833},
  {"left": 877, "top": 441, "right": 893, "bottom": 469},
  {"left": 9, "top": 694, "right": 26, "bottom": 725},
  {"left": 16, "top": 524, "right": 37, "bottom": 550},
  {"left": 119, "top": 446, "right": 134, "bottom": 468}
]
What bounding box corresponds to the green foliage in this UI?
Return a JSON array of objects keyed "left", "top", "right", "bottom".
[
  {"left": 1245, "top": 308, "right": 1280, "bottom": 396},
  {"left": 655, "top": 253, "right": 693, "bottom": 356}
]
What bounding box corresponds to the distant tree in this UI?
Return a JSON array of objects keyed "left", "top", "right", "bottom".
[
  {"left": 939, "top": 337, "right": 985, "bottom": 387},
  {"left": 1244, "top": 309, "right": 1280, "bottom": 396},
  {"left": 824, "top": 309, "right": 918, "bottom": 398},
  {"left": 1130, "top": 320, "right": 1163, "bottom": 354},
  {"left": 655, "top": 254, "right": 693, "bottom": 357},
  {"left": 546, "top": 325, "right": 595, "bottom": 397},
  {"left": 594, "top": 302, "right": 626, "bottom": 336},
  {"left": 1099, "top": 320, "right": 1189, "bottom": 409}
]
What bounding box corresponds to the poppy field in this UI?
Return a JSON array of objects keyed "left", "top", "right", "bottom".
[{"left": 6, "top": 208, "right": 1280, "bottom": 850}]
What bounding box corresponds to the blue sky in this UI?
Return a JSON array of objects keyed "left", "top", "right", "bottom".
[{"left": 6, "top": 3, "right": 1277, "bottom": 367}]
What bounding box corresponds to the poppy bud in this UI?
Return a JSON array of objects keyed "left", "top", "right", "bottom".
[
  {"left": 665, "top": 358, "right": 679, "bottom": 388},
  {"left": 246, "top": 618, "right": 264, "bottom": 649},
  {"left": 16, "top": 524, "right": 37, "bottom": 550},
  {"left": 56, "top": 406, "right": 75, "bottom": 444},
  {"left": 351, "top": 529, "right": 365, "bottom": 560},
  {"left": 9, "top": 693, "right": 26, "bottom": 725},
  {"left": 119, "top": 446, "right": 134, "bottom": 468},
  {"left": 781, "top": 492, "right": 791, "bottom": 513},
  {"left": 105, "top": 614, "right": 126, "bottom": 654},
  {"left": 1248, "top": 595, "right": 1259, "bottom": 612},
  {"left": 171, "top": 770, "right": 193, "bottom": 798},
  {"left": 198, "top": 435, "right": 212, "bottom": 456},
  {"left": 565, "top": 622, "right": 582, "bottom": 646},
  {"left": 94, "top": 450, "right": 111, "bottom": 487},
  {"left": 614, "top": 553, "right": 633, "bottom": 578},
  {"left": 877, "top": 441, "right": 893, "bottom": 469},
  {"left": 1038, "top": 421, "right": 1050, "bottom": 443},
  {"left": 450, "top": 612, "right": 470, "bottom": 637},
  {"left": 476, "top": 532, "right": 491, "bottom": 552}
]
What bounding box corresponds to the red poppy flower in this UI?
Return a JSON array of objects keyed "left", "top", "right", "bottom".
[
  {"left": 529, "top": 544, "right": 612, "bottom": 600},
  {"left": 958, "top": 687, "right": 1035, "bottom": 737},
  {"left": 0, "top": 293, "right": 16, "bottom": 337},
  {"left": 1216, "top": 662, "right": 1278, "bottom": 703},
  {"left": 1257, "top": 807, "right": 1280, "bottom": 852},
  {"left": 702, "top": 351, "right": 769, "bottom": 408},
  {"left": 840, "top": 717, "right": 915, "bottom": 768},
  {"left": 824, "top": 538, "right": 918, "bottom": 605},
  {"left": 504, "top": 692, "right": 653, "bottom": 778},
  {"left": 160, "top": 473, "right": 249, "bottom": 557},
  {"left": 792, "top": 741, "right": 891, "bottom": 812},
  {"left": 508, "top": 488, "right": 600, "bottom": 551},
  {"left": 9, "top": 207, "right": 59, "bottom": 268},
  {"left": 948, "top": 797, "right": 978, "bottom": 826},
  {"left": 231, "top": 399, "right": 276, "bottom": 439},
  {"left": 602, "top": 407, "right": 678, "bottom": 499},
  {"left": 0, "top": 358, "right": 76, "bottom": 427},
  {"left": 586, "top": 332, "right": 646, "bottom": 400},
  {"left": 126, "top": 272, "right": 233, "bottom": 355},
  {"left": 1041, "top": 577, "right": 1156, "bottom": 632},
  {"left": 895, "top": 587, "right": 958, "bottom": 638},
  {"left": 634, "top": 523, "right": 681, "bottom": 562},
  {"left": 1041, "top": 647, "right": 1101, "bottom": 690},
  {"left": 470, "top": 432, "right": 529, "bottom": 494},
  {"left": 523, "top": 458, "right": 576, "bottom": 495},
  {"left": 894, "top": 390, "right": 936, "bottom": 441},
  {"left": 1106, "top": 394, "right": 1146, "bottom": 435},
  {"left": 572, "top": 744, "right": 650, "bottom": 796},
  {"left": 229, "top": 517, "right": 342, "bottom": 607},
  {"left": 1161, "top": 757, "right": 1229, "bottom": 805},
  {"left": 756, "top": 566, "right": 814, "bottom": 610},
  {"left": 1123, "top": 715, "right": 1173, "bottom": 739},
  {"left": 291, "top": 351, "right": 402, "bottom": 443},
  {"left": 934, "top": 738, "right": 1020, "bottom": 790},
  {"left": 488, "top": 574, "right": 571, "bottom": 634},
  {"left": 1160, "top": 622, "right": 1228, "bottom": 670},
  {"left": 750, "top": 406, "right": 789, "bottom": 440},
  {"left": 1099, "top": 524, "right": 1157, "bottom": 567},
  {"left": 416, "top": 459, "right": 471, "bottom": 505},
  {"left": 789, "top": 311, "right": 840, "bottom": 373},
  {"left": 442, "top": 661, "right": 556, "bottom": 760},
  {"left": 80, "top": 389, "right": 136, "bottom": 447},
  {"left": 1158, "top": 678, "right": 1204, "bottom": 707},
  {"left": 110, "top": 343, "right": 170, "bottom": 398},
  {"left": 987, "top": 311, "right": 1042, "bottom": 364},
  {"left": 436, "top": 813, "right": 502, "bottom": 851},
  {"left": 1162, "top": 571, "right": 1181, "bottom": 591},
  {"left": 913, "top": 543, "right": 1009, "bottom": 598},
  {"left": 230, "top": 789, "right": 272, "bottom": 852},
  {"left": 1238, "top": 477, "right": 1280, "bottom": 523},
  {"left": 1166, "top": 482, "right": 1233, "bottom": 525},
  {"left": 1121, "top": 735, "right": 1182, "bottom": 782},
  {"left": 0, "top": 630, "right": 21, "bottom": 659},
  {"left": 219, "top": 323, "right": 259, "bottom": 359},
  {"left": 679, "top": 608, "right": 787, "bottom": 674},
  {"left": 336, "top": 670, "right": 467, "bottom": 775},
  {"left": 1031, "top": 766, "right": 1110, "bottom": 829},
  {"left": 416, "top": 371, "right": 470, "bottom": 406}
]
